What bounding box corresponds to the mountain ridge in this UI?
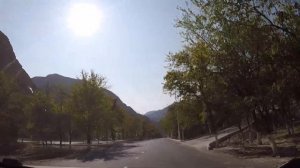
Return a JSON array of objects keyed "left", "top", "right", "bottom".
[
  {"left": 32, "top": 73, "right": 138, "bottom": 115},
  {"left": 144, "top": 105, "right": 171, "bottom": 123}
]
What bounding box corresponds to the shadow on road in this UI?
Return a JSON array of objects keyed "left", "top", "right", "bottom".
[
  {"left": 17, "top": 142, "right": 140, "bottom": 162},
  {"left": 66, "top": 143, "right": 139, "bottom": 162}
]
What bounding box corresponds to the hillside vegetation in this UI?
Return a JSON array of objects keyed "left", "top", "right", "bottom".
[
  {"left": 145, "top": 106, "right": 170, "bottom": 123},
  {"left": 0, "top": 32, "right": 160, "bottom": 154},
  {"left": 161, "top": 0, "right": 300, "bottom": 156}
]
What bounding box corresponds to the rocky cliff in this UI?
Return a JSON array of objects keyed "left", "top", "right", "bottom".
[{"left": 0, "top": 31, "right": 35, "bottom": 93}]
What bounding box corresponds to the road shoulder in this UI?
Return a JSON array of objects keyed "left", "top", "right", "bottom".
[{"left": 168, "top": 138, "right": 290, "bottom": 168}]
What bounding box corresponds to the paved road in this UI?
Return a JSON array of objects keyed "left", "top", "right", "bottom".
[{"left": 26, "top": 138, "right": 273, "bottom": 168}]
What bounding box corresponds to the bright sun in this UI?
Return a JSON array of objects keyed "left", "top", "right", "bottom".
[{"left": 67, "top": 3, "right": 102, "bottom": 37}]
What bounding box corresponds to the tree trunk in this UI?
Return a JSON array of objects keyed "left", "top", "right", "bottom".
[
  {"left": 111, "top": 128, "right": 115, "bottom": 141},
  {"left": 272, "top": 106, "right": 278, "bottom": 133},
  {"left": 214, "top": 133, "right": 219, "bottom": 148},
  {"left": 282, "top": 99, "right": 293, "bottom": 136},
  {"left": 87, "top": 133, "right": 91, "bottom": 145},
  {"left": 251, "top": 110, "right": 259, "bottom": 144},
  {"left": 267, "top": 136, "right": 278, "bottom": 157},
  {"left": 206, "top": 107, "right": 216, "bottom": 138},
  {"left": 69, "top": 131, "right": 72, "bottom": 148},
  {"left": 291, "top": 119, "right": 295, "bottom": 135},
  {"left": 59, "top": 134, "right": 62, "bottom": 148},
  {"left": 122, "top": 129, "right": 125, "bottom": 140},
  {"left": 285, "top": 115, "right": 292, "bottom": 135},
  {"left": 286, "top": 100, "right": 294, "bottom": 135},
  {"left": 207, "top": 108, "right": 218, "bottom": 147},
  {"left": 286, "top": 122, "right": 292, "bottom": 135},
  {"left": 238, "top": 125, "right": 244, "bottom": 144},
  {"left": 176, "top": 111, "right": 181, "bottom": 140},
  {"left": 257, "top": 132, "right": 262, "bottom": 145},
  {"left": 206, "top": 121, "right": 212, "bottom": 136},
  {"left": 68, "top": 120, "right": 72, "bottom": 149},
  {"left": 87, "top": 124, "right": 92, "bottom": 145}
]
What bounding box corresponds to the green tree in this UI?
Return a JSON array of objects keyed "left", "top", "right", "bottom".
[
  {"left": 27, "top": 91, "right": 55, "bottom": 145},
  {"left": 52, "top": 86, "right": 69, "bottom": 147},
  {"left": 164, "top": 43, "right": 228, "bottom": 143},
  {"left": 176, "top": 0, "right": 300, "bottom": 134},
  {"left": 69, "top": 70, "right": 109, "bottom": 145},
  {"left": 165, "top": 0, "right": 300, "bottom": 153},
  {"left": 0, "top": 72, "right": 26, "bottom": 147},
  {"left": 160, "top": 107, "right": 177, "bottom": 138}
]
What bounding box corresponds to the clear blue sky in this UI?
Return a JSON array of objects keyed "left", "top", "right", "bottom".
[{"left": 0, "top": 0, "right": 184, "bottom": 114}]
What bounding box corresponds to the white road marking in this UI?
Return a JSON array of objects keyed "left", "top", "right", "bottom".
[{"left": 25, "top": 166, "right": 88, "bottom": 168}]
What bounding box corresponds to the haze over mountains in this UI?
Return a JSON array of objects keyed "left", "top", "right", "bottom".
[{"left": 145, "top": 105, "right": 170, "bottom": 122}]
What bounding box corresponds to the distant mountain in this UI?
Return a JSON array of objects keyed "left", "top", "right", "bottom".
[
  {"left": 0, "top": 31, "right": 35, "bottom": 93},
  {"left": 32, "top": 74, "right": 137, "bottom": 115},
  {"left": 145, "top": 105, "right": 171, "bottom": 123},
  {"left": 32, "top": 74, "right": 79, "bottom": 90}
]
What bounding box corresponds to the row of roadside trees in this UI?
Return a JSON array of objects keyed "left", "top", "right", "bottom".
[
  {"left": 0, "top": 70, "right": 159, "bottom": 151},
  {"left": 161, "top": 0, "right": 300, "bottom": 152}
]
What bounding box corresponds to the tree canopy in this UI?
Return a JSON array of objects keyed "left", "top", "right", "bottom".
[{"left": 163, "top": 0, "right": 300, "bottom": 143}]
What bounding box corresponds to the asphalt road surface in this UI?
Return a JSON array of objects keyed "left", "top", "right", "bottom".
[{"left": 26, "top": 138, "right": 274, "bottom": 168}]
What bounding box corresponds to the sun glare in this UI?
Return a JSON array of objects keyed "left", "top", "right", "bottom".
[{"left": 67, "top": 3, "right": 102, "bottom": 37}]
